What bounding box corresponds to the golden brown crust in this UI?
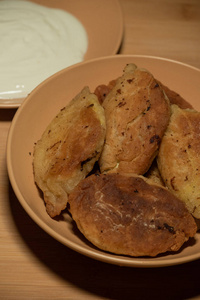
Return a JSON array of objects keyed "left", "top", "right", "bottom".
[
  {"left": 158, "top": 81, "right": 193, "bottom": 109},
  {"left": 33, "top": 87, "right": 106, "bottom": 217},
  {"left": 68, "top": 173, "right": 197, "bottom": 257},
  {"left": 94, "top": 79, "right": 116, "bottom": 105},
  {"left": 99, "top": 64, "right": 171, "bottom": 175},
  {"left": 94, "top": 78, "right": 193, "bottom": 109},
  {"left": 157, "top": 104, "right": 200, "bottom": 219}
]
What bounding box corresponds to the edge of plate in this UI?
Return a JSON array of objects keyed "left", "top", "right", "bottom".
[{"left": 0, "top": 0, "right": 124, "bottom": 109}]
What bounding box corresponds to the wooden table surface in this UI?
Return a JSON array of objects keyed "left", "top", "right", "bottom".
[{"left": 1, "top": 0, "right": 200, "bottom": 299}]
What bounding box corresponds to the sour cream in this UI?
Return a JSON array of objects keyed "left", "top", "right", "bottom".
[{"left": 0, "top": 0, "right": 88, "bottom": 99}]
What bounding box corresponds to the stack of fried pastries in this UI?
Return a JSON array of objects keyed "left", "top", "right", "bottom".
[{"left": 33, "top": 64, "right": 199, "bottom": 257}]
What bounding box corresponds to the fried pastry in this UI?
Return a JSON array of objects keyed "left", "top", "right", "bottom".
[
  {"left": 68, "top": 173, "right": 197, "bottom": 257},
  {"left": 94, "top": 79, "right": 116, "bottom": 105},
  {"left": 158, "top": 81, "right": 193, "bottom": 109},
  {"left": 99, "top": 63, "right": 171, "bottom": 175},
  {"left": 95, "top": 78, "right": 192, "bottom": 109},
  {"left": 33, "top": 87, "right": 106, "bottom": 218},
  {"left": 157, "top": 104, "right": 200, "bottom": 219}
]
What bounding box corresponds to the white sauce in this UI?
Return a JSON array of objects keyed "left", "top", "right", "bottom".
[{"left": 0, "top": 0, "right": 88, "bottom": 99}]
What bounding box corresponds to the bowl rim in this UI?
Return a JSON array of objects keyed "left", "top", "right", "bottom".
[{"left": 7, "top": 54, "right": 200, "bottom": 268}]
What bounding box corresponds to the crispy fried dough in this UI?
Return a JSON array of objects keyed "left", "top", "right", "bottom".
[
  {"left": 68, "top": 173, "right": 197, "bottom": 257},
  {"left": 33, "top": 87, "right": 106, "bottom": 218},
  {"left": 158, "top": 81, "right": 193, "bottom": 109},
  {"left": 99, "top": 64, "right": 171, "bottom": 175},
  {"left": 95, "top": 79, "right": 192, "bottom": 109},
  {"left": 157, "top": 104, "right": 200, "bottom": 219},
  {"left": 94, "top": 79, "right": 116, "bottom": 105}
]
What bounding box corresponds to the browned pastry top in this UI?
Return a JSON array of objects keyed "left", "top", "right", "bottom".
[
  {"left": 33, "top": 87, "right": 106, "bottom": 217},
  {"left": 99, "top": 64, "right": 171, "bottom": 175},
  {"left": 157, "top": 104, "right": 200, "bottom": 219},
  {"left": 69, "top": 173, "right": 197, "bottom": 257},
  {"left": 158, "top": 81, "right": 193, "bottom": 109}
]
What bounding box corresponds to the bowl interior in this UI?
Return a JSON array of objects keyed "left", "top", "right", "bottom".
[{"left": 7, "top": 55, "right": 200, "bottom": 267}]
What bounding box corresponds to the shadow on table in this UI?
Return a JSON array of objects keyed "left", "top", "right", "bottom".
[{"left": 8, "top": 183, "right": 200, "bottom": 300}]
